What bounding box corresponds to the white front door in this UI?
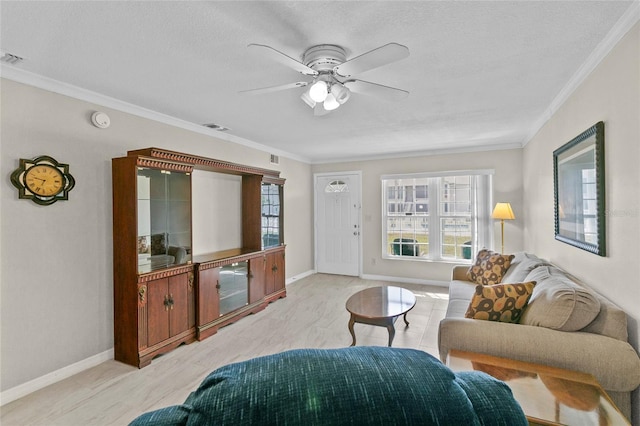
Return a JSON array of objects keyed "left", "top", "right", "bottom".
[{"left": 315, "top": 173, "right": 361, "bottom": 276}]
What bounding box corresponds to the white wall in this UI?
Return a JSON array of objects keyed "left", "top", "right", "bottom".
[
  {"left": 312, "top": 148, "right": 524, "bottom": 283},
  {"left": 522, "top": 22, "right": 640, "bottom": 424},
  {"left": 0, "top": 79, "right": 313, "bottom": 392}
]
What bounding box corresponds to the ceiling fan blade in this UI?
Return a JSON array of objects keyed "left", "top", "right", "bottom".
[
  {"left": 344, "top": 79, "right": 409, "bottom": 101},
  {"left": 239, "top": 81, "right": 308, "bottom": 95},
  {"left": 248, "top": 44, "right": 318, "bottom": 76},
  {"left": 334, "top": 43, "right": 409, "bottom": 78}
]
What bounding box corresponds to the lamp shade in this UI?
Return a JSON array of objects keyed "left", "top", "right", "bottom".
[
  {"left": 330, "top": 82, "right": 351, "bottom": 104},
  {"left": 309, "top": 80, "right": 328, "bottom": 102},
  {"left": 300, "top": 88, "right": 316, "bottom": 108},
  {"left": 492, "top": 203, "right": 515, "bottom": 220},
  {"left": 323, "top": 93, "right": 340, "bottom": 111}
]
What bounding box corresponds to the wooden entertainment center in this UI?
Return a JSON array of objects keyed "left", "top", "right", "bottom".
[{"left": 112, "top": 148, "right": 285, "bottom": 368}]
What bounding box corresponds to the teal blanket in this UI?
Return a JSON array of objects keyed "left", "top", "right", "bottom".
[{"left": 130, "top": 347, "right": 526, "bottom": 425}]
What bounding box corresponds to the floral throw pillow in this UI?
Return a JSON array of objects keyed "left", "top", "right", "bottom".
[
  {"left": 466, "top": 249, "right": 515, "bottom": 285},
  {"left": 465, "top": 282, "right": 536, "bottom": 323}
]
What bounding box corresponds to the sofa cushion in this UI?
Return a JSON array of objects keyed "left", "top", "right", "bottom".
[
  {"left": 501, "top": 252, "right": 550, "bottom": 284},
  {"left": 445, "top": 280, "right": 477, "bottom": 319},
  {"left": 466, "top": 249, "right": 515, "bottom": 285},
  {"left": 579, "top": 293, "right": 628, "bottom": 341},
  {"left": 465, "top": 282, "right": 536, "bottom": 323},
  {"left": 448, "top": 280, "right": 477, "bottom": 302},
  {"left": 520, "top": 266, "right": 601, "bottom": 331}
]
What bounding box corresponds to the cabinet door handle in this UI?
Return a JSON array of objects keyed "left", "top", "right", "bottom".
[
  {"left": 215, "top": 280, "right": 220, "bottom": 294},
  {"left": 164, "top": 294, "right": 175, "bottom": 310},
  {"left": 272, "top": 264, "right": 278, "bottom": 272}
]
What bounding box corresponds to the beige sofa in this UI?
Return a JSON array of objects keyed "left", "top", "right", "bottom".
[{"left": 438, "top": 252, "right": 640, "bottom": 420}]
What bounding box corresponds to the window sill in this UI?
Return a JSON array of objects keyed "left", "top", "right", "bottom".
[{"left": 382, "top": 255, "right": 472, "bottom": 265}]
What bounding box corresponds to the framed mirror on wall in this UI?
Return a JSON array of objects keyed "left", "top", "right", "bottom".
[{"left": 553, "top": 121, "right": 605, "bottom": 256}]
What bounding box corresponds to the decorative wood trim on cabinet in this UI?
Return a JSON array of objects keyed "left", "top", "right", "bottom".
[
  {"left": 135, "top": 156, "right": 193, "bottom": 173},
  {"left": 128, "top": 147, "right": 280, "bottom": 178},
  {"left": 262, "top": 175, "right": 286, "bottom": 186},
  {"left": 137, "top": 264, "right": 195, "bottom": 282}
]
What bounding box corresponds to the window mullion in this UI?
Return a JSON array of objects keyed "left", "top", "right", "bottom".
[{"left": 428, "top": 177, "right": 439, "bottom": 259}]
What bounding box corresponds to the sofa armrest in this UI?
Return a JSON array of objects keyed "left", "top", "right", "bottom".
[
  {"left": 452, "top": 265, "right": 469, "bottom": 281},
  {"left": 438, "top": 318, "right": 640, "bottom": 392}
]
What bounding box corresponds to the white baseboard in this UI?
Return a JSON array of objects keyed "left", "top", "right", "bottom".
[
  {"left": 286, "top": 269, "right": 316, "bottom": 285},
  {"left": 360, "top": 274, "right": 449, "bottom": 288},
  {"left": 0, "top": 348, "right": 114, "bottom": 406}
]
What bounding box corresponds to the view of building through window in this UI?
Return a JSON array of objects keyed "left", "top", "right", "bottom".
[{"left": 382, "top": 171, "right": 493, "bottom": 261}]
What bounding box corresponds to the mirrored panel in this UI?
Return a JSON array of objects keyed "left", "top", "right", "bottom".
[{"left": 137, "top": 167, "right": 192, "bottom": 272}]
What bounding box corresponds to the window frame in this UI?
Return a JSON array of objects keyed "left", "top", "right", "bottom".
[{"left": 381, "top": 170, "right": 494, "bottom": 262}]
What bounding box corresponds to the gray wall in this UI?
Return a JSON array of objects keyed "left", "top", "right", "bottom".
[
  {"left": 0, "top": 79, "right": 313, "bottom": 391},
  {"left": 312, "top": 148, "right": 524, "bottom": 282},
  {"left": 522, "top": 22, "right": 640, "bottom": 424}
]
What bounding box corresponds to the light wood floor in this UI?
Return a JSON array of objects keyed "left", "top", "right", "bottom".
[{"left": 1, "top": 274, "right": 449, "bottom": 426}]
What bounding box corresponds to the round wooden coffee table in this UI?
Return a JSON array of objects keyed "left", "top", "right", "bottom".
[{"left": 345, "top": 286, "right": 416, "bottom": 347}]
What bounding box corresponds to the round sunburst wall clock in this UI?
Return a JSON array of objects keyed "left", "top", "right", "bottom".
[{"left": 10, "top": 155, "right": 76, "bottom": 205}]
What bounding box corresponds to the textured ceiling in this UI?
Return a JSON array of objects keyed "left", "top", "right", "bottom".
[{"left": 0, "top": 1, "right": 633, "bottom": 163}]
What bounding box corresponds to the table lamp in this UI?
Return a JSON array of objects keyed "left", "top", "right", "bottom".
[{"left": 492, "top": 202, "right": 515, "bottom": 253}]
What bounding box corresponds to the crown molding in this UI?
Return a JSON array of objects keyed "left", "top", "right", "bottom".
[
  {"left": 523, "top": 1, "right": 640, "bottom": 146},
  {"left": 311, "top": 141, "right": 523, "bottom": 165},
  {"left": 0, "top": 65, "right": 311, "bottom": 164}
]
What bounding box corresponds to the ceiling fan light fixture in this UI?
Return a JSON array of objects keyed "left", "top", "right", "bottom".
[
  {"left": 309, "top": 80, "right": 328, "bottom": 102},
  {"left": 300, "top": 88, "right": 316, "bottom": 108},
  {"left": 323, "top": 93, "right": 340, "bottom": 111},
  {"left": 330, "top": 82, "right": 351, "bottom": 104}
]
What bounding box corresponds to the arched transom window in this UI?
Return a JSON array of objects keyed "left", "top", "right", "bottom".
[{"left": 325, "top": 180, "right": 349, "bottom": 193}]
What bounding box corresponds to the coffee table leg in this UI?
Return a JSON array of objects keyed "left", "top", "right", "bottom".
[
  {"left": 386, "top": 323, "right": 395, "bottom": 347},
  {"left": 403, "top": 312, "right": 410, "bottom": 326},
  {"left": 348, "top": 314, "right": 357, "bottom": 346}
]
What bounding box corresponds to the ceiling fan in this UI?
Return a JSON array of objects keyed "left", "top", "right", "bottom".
[{"left": 240, "top": 43, "right": 410, "bottom": 115}]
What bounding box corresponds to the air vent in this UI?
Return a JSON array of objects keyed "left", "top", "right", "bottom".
[
  {"left": 203, "top": 123, "right": 230, "bottom": 132},
  {"left": 1, "top": 51, "right": 24, "bottom": 65},
  {"left": 270, "top": 154, "right": 280, "bottom": 165}
]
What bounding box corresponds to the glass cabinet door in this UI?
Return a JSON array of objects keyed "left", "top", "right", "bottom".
[
  {"left": 261, "top": 183, "right": 281, "bottom": 249},
  {"left": 137, "top": 167, "right": 192, "bottom": 273},
  {"left": 219, "top": 262, "right": 248, "bottom": 316}
]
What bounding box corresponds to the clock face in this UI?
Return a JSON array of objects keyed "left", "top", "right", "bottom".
[
  {"left": 25, "top": 165, "right": 65, "bottom": 197},
  {"left": 11, "top": 155, "right": 75, "bottom": 205}
]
